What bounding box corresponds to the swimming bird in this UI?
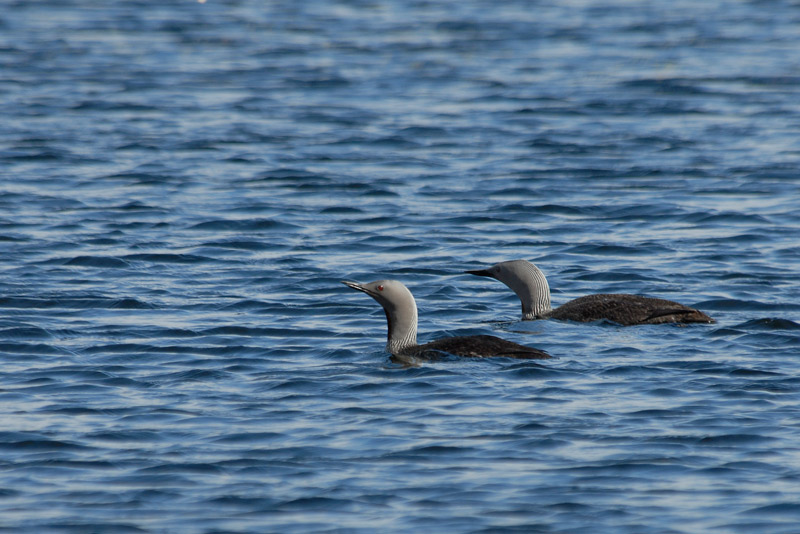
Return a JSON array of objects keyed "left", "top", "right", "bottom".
[
  {"left": 466, "top": 260, "right": 714, "bottom": 325},
  {"left": 342, "top": 279, "right": 551, "bottom": 361}
]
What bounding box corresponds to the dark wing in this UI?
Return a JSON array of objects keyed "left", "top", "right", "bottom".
[
  {"left": 411, "top": 335, "right": 551, "bottom": 360},
  {"left": 549, "top": 293, "right": 714, "bottom": 325}
]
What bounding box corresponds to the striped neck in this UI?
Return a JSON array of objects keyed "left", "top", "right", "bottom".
[
  {"left": 385, "top": 302, "right": 418, "bottom": 354},
  {"left": 518, "top": 263, "right": 551, "bottom": 318},
  {"left": 493, "top": 260, "right": 552, "bottom": 319},
  {"left": 380, "top": 284, "right": 418, "bottom": 354}
]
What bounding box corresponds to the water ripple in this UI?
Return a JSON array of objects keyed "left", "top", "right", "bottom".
[{"left": 1, "top": 0, "right": 800, "bottom": 533}]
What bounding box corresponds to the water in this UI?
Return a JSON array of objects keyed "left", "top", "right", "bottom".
[{"left": 2, "top": 0, "right": 800, "bottom": 532}]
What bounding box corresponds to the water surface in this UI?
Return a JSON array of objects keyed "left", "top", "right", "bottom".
[{"left": 2, "top": 1, "right": 800, "bottom": 532}]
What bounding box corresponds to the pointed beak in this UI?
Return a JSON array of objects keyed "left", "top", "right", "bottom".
[
  {"left": 341, "top": 280, "right": 371, "bottom": 294},
  {"left": 465, "top": 268, "right": 494, "bottom": 278}
]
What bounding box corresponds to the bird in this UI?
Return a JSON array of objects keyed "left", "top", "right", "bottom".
[
  {"left": 466, "top": 259, "right": 714, "bottom": 326},
  {"left": 342, "top": 279, "right": 551, "bottom": 362}
]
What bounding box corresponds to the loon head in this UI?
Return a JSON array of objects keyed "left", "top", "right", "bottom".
[
  {"left": 342, "top": 279, "right": 418, "bottom": 353},
  {"left": 466, "top": 260, "right": 552, "bottom": 319}
]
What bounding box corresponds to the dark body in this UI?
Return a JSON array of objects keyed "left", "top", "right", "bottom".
[
  {"left": 545, "top": 293, "right": 715, "bottom": 326},
  {"left": 398, "top": 334, "right": 552, "bottom": 360}
]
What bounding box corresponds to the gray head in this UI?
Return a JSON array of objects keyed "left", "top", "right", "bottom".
[
  {"left": 466, "top": 260, "right": 552, "bottom": 319},
  {"left": 341, "top": 279, "right": 418, "bottom": 354}
]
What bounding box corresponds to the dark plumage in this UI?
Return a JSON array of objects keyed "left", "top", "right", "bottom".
[
  {"left": 406, "top": 334, "right": 551, "bottom": 360},
  {"left": 547, "top": 293, "right": 714, "bottom": 325}
]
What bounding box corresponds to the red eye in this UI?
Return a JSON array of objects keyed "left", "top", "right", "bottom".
[{"left": 377, "top": 285, "right": 384, "bottom": 291}]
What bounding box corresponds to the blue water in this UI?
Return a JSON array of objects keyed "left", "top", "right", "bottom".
[{"left": 2, "top": 1, "right": 800, "bottom": 532}]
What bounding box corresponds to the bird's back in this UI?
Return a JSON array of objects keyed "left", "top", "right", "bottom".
[
  {"left": 547, "top": 293, "right": 714, "bottom": 325},
  {"left": 400, "top": 334, "right": 552, "bottom": 360}
]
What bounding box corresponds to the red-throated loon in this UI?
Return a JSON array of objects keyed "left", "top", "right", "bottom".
[
  {"left": 342, "top": 279, "right": 551, "bottom": 361},
  {"left": 466, "top": 260, "right": 714, "bottom": 326}
]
